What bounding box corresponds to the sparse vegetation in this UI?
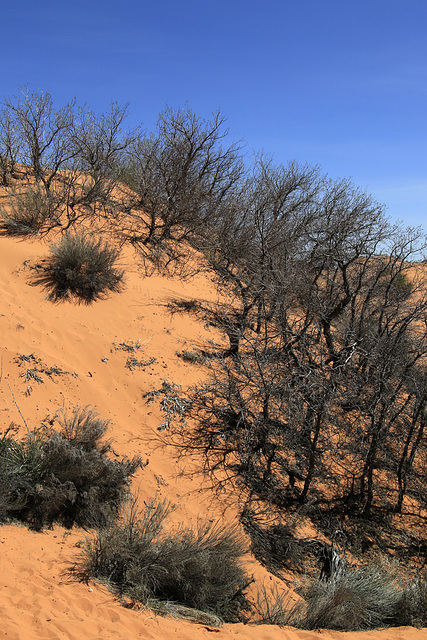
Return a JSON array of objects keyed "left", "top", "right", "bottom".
[
  {"left": 34, "top": 232, "right": 124, "bottom": 303},
  {"left": 110, "top": 338, "right": 157, "bottom": 370},
  {"left": 112, "top": 339, "right": 145, "bottom": 353},
  {"left": 125, "top": 355, "right": 156, "bottom": 371},
  {"left": 15, "top": 353, "right": 70, "bottom": 396},
  {"left": 252, "top": 583, "right": 297, "bottom": 626},
  {"left": 0, "top": 185, "right": 59, "bottom": 236},
  {"left": 1, "top": 88, "right": 427, "bottom": 629},
  {"left": 144, "top": 381, "right": 191, "bottom": 430}
]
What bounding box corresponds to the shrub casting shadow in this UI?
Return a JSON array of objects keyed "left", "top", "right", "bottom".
[{"left": 33, "top": 232, "right": 124, "bottom": 303}]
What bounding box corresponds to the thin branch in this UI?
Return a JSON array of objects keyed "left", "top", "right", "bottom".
[{"left": 6, "top": 377, "right": 29, "bottom": 433}]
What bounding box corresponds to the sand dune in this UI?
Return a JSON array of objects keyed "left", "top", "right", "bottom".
[{"left": 0, "top": 232, "right": 426, "bottom": 639}]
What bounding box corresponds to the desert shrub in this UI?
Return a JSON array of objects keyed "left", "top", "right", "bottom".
[
  {"left": 78, "top": 497, "right": 251, "bottom": 622},
  {"left": 395, "top": 573, "right": 427, "bottom": 627},
  {"left": 253, "top": 583, "right": 297, "bottom": 626},
  {"left": 35, "top": 232, "right": 124, "bottom": 303},
  {"left": 0, "top": 407, "right": 143, "bottom": 529},
  {"left": 0, "top": 185, "right": 59, "bottom": 236},
  {"left": 177, "top": 349, "right": 208, "bottom": 364},
  {"left": 289, "top": 563, "right": 406, "bottom": 631},
  {"left": 0, "top": 427, "right": 32, "bottom": 520},
  {"left": 250, "top": 562, "right": 427, "bottom": 630}
]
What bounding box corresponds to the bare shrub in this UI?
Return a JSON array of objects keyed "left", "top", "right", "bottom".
[
  {"left": 0, "top": 104, "right": 21, "bottom": 185},
  {"left": 34, "top": 232, "right": 124, "bottom": 303},
  {"left": 120, "top": 106, "right": 244, "bottom": 272},
  {"left": 1, "top": 87, "right": 75, "bottom": 191},
  {"left": 59, "top": 101, "right": 138, "bottom": 229}
]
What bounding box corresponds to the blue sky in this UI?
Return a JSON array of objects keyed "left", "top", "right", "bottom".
[{"left": 2, "top": 0, "right": 426, "bottom": 229}]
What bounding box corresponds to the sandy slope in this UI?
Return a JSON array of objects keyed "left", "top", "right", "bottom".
[{"left": 0, "top": 233, "right": 426, "bottom": 640}]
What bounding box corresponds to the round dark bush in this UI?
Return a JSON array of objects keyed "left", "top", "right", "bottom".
[
  {"left": 38, "top": 232, "right": 124, "bottom": 303},
  {"left": 0, "top": 407, "right": 143, "bottom": 530}
]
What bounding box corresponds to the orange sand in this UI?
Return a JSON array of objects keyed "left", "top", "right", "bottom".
[{"left": 0, "top": 232, "right": 426, "bottom": 639}]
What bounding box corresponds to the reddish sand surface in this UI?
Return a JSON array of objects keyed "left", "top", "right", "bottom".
[{"left": 0, "top": 232, "right": 426, "bottom": 640}]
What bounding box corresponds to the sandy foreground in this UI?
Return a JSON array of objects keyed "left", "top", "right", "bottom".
[{"left": 0, "top": 233, "right": 426, "bottom": 640}]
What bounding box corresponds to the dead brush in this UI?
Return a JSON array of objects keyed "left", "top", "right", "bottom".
[{"left": 144, "top": 381, "right": 192, "bottom": 431}]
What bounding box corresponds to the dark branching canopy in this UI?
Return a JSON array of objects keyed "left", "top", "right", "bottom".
[{"left": 1, "top": 87, "right": 427, "bottom": 564}]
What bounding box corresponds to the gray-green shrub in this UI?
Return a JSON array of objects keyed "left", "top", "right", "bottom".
[
  {"left": 0, "top": 406, "right": 143, "bottom": 529},
  {"left": 284, "top": 563, "right": 427, "bottom": 631},
  {"left": 78, "top": 498, "right": 251, "bottom": 622},
  {"left": 0, "top": 185, "right": 59, "bottom": 236},
  {"left": 35, "top": 232, "right": 124, "bottom": 303}
]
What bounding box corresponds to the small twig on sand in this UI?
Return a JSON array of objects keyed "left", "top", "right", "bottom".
[{"left": 6, "top": 378, "right": 29, "bottom": 433}]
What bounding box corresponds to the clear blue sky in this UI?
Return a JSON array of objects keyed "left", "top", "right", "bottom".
[{"left": 3, "top": 0, "right": 426, "bottom": 229}]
